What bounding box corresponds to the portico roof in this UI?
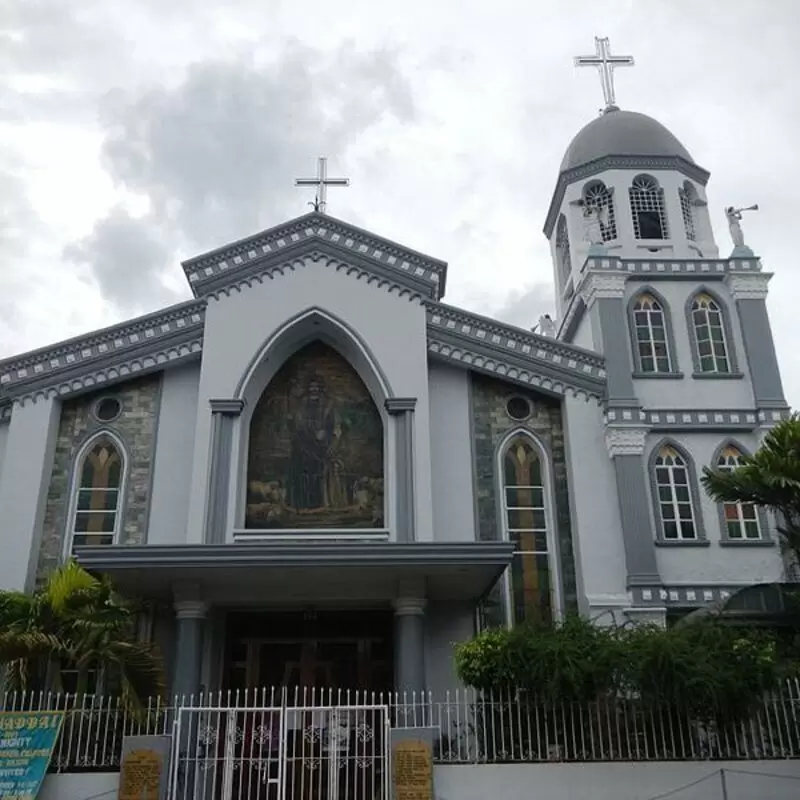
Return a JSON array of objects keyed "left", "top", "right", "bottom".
[{"left": 75, "top": 540, "right": 513, "bottom": 605}]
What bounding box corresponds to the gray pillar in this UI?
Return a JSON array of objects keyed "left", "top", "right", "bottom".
[
  {"left": 393, "top": 598, "right": 426, "bottom": 694},
  {"left": 605, "top": 427, "right": 661, "bottom": 587},
  {"left": 385, "top": 398, "right": 417, "bottom": 542},
  {"left": 725, "top": 272, "right": 786, "bottom": 409},
  {"left": 595, "top": 297, "right": 638, "bottom": 405},
  {"left": 205, "top": 399, "right": 244, "bottom": 544},
  {"left": 579, "top": 273, "right": 638, "bottom": 406},
  {"left": 171, "top": 599, "right": 208, "bottom": 700},
  {"left": 737, "top": 298, "right": 786, "bottom": 408}
]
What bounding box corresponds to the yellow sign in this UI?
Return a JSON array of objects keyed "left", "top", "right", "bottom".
[
  {"left": 119, "top": 748, "right": 163, "bottom": 800},
  {"left": 392, "top": 739, "right": 433, "bottom": 800}
]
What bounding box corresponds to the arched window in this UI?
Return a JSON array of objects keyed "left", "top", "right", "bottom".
[
  {"left": 632, "top": 293, "right": 672, "bottom": 373},
  {"left": 629, "top": 175, "right": 669, "bottom": 240},
  {"left": 691, "top": 293, "right": 730, "bottom": 373},
  {"left": 653, "top": 445, "right": 697, "bottom": 540},
  {"left": 501, "top": 435, "right": 554, "bottom": 625},
  {"left": 583, "top": 181, "right": 617, "bottom": 241},
  {"left": 679, "top": 181, "right": 698, "bottom": 242},
  {"left": 555, "top": 214, "right": 572, "bottom": 286},
  {"left": 71, "top": 437, "right": 124, "bottom": 551},
  {"left": 716, "top": 445, "right": 761, "bottom": 540}
]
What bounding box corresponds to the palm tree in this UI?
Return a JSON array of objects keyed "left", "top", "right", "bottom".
[
  {"left": 701, "top": 415, "right": 800, "bottom": 574},
  {"left": 0, "top": 560, "right": 165, "bottom": 713}
]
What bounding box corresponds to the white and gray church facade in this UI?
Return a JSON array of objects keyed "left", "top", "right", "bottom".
[{"left": 0, "top": 59, "right": 791, "bottom": 701}]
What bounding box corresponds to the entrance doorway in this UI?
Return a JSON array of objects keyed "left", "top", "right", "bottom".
[{"left": 223, "top": 609, "right": 393, "bottom": 694}]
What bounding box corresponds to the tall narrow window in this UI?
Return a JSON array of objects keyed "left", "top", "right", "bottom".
[
  {"left": 679, "top": 181, "right": 697, "bottom": 241},
  {"left": 71, "top": 439, "right": 123, "bottom": 550},
  {"left": 629, "top": 175, "right": 669, "bottom": 240},
  {"left": 691, "top": 293, "right": 730, "bottom": 373},
  {"left": 654, "top": 445, "right": 697, "bottom": 540},
  {"left": 632, "top": 293, "right": 672, "bottom": 373},
  {"left": 583, "top": 181, "right": 617, "bottom": 241},
  {"left": 555, "top": 214, "right": 572, "bottom": 287},
  {"left": 502, "top": 436, "right": 553, "bottom": 625},
  {"left": 716, "top": 446, "right": 761, "bottom": 540}
]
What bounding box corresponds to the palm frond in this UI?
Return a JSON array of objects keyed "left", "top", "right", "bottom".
[{"left": 0, "top": 631, "right": 67, "bottom": 664}]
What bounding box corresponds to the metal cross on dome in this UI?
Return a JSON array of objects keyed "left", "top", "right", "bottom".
[
  {"left": 294, "top": 156, "right": 350, "bottom": 214},
  {"left": 574, "top": 37, "right": 634, "bottom": 110}
]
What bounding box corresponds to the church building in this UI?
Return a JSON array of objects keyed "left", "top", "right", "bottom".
[{"left": 0, "top": 39, "right": 790, "bottom": 701}]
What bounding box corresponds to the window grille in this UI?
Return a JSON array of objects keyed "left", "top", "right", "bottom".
[
  {"left": 654, "top": 446, "right": 697, "bottom": 540},
  {"left": 717, "top": 446, "right": 761, "bottom": 540},
  {"left": 679, "top": 182, "right": 697, "bottom": 241},
  {"left": 691, "top": 293, "right": 730, "bottom": 373},
  {"left": 502, "top": 437, "right": 553, "bottom": 625},
  {"left": 583, "top": 182, "right": 617, "bottom": 241},
  {"left": 629, "top": 175, "right": 669, "bottom": 239},
  {"left": 556, "top": 215, "right": 572, "bottom": 286},
  {"left": 632, "top": 294, "right": 672, "bottom": 373}
]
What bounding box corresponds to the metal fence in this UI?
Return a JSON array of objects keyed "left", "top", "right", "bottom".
[{"left": 2, "top": 680, "right": 799, "bottom": 772}]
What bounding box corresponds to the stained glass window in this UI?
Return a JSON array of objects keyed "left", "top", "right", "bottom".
[
  {"left": 71, "top": 440, "right": 123, "bottom": 550},
  {"left": 654, "top": 445, "right": 697, "bottom": 540},
  {"left": 502, "top": 437, "right": 553, "bottom": 625},
  {"left": 717, "top": 446, "right": 761, "bottom": 540},
  {"left": 691, "top": 293, "right": 730, "bottom": 373},
  {"left": 633, "top": 293, "right": 672, "bottom": 373},
  {"left": 556, "top": 214, "right": 572, "bottom": 287}
]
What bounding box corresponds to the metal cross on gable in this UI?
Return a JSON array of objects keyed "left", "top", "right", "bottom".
[
  {"left": 574, "top": 36, "right": 634, "bottom": 110},
  {"left": 294, "top": 156, "right": 350, "bottom": 214}
]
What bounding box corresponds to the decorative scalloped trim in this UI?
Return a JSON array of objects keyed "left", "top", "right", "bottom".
[
  {"left": 14, "top": 339, "right": 203, "bottom": 404},
  {"left": 204, "top": 251, "right": 428, "bottom": 305},
  {"left": 427, "top": 336, "right": 604, "bottom": 401},
  {"left": 183, "top": 214, "right": 446, "bottom": 298}
]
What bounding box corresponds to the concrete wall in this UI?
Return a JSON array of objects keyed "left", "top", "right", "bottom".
[
  {"left": 40, "top": 772, "right": 119, "bottom": 800},
  {"left": 425, "top": 602, "right": 474, "bottom": 696},
  {"left": 644, "top": 432, "right": 784, "bottom": 585},
  {"left": 626, "top": 280, "right": 755, "bottom": 410},
  {"left": 149, "top": 363, "right": 201, "bottom": 545},
  {"left": 428, "top": 363, "right": 475, "bottom": 542},
  {"left": 0, "top": 396, "right": 60, "bottom": 591},
  {"left": 0, "top": 422, "right": 8, "bottom": 490},
  {"left": 562, "top": 394, "right": 628, "bottom": 616},
  {"left": 435, "top": 761, "right": 800, "bottom": 800},
  {"left": 187, "top": 256, "right": 434, "bottom": 544}
]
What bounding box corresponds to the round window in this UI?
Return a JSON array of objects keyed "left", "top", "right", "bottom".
[
  {"left": 94, "top": 396, "right": 122, "bottom": 423},
  {"left": 506, "top": 395, "right": 531, "bottom": 422}
]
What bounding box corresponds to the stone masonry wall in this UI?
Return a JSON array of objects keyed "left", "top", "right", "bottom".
[
  {"left": 36, "top": 375, "right": 162, "bottom": 582},
  {"left": 471, "top": 374, "right": 578, "bottom": 619}
]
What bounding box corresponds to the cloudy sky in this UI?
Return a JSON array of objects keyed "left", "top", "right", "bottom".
[{"left": 3, "top": 1, "right": 799, "bottom": 404}]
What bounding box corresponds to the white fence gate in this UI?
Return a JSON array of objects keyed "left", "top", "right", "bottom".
[{"left": 169, "top": 703, "right": 390, "bottom": 800}]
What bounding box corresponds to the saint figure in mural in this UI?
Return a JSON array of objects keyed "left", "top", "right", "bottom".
[
  {"left": 246, "top": 342, "right": 384, "bottom": 529},
  {"left": 286, "top": 375, "right": 347, "bottom": 510}
]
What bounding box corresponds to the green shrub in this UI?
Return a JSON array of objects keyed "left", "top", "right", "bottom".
[{"left": 455, "top": 616, "right": 788, "bottom": 721}]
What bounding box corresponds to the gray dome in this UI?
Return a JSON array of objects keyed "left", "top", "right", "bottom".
[{"left": 560, "top": 108, "right": 694, "bottom": 173}]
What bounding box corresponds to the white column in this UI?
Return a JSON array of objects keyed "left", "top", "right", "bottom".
[
  {"left": 172, "top": 595, "right": 208, "bottom": 700},
  {"left": 0, "top": 395, "right": 60, "bottom": 591}
]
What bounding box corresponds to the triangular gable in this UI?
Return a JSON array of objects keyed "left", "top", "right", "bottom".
[
  {"left": 182, "top": 211, "right": 448, "bottom": 300},
  {"left": 427, "top": 303, "right": 606, "bottom": 400}
]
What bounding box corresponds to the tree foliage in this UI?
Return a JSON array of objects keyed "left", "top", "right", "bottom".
[
  {"left": 0, "top": 561, "right": 165, "bottom": 715},
  {"left": 701, "top": 415, "right": 800, "bottom": 567},
  {"left": 454, "top": 616, "right": 789, "bottom": 722}
]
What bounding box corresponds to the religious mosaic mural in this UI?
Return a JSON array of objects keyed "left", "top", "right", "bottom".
[{"left": 246, "top": 342, "right": 384, "bottom": 529}]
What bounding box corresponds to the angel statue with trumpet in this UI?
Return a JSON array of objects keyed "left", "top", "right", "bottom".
[{"left": 726, "top": 204, "right": 758, "bottom": 251}]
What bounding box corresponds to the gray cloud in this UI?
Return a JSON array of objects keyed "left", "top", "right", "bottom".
[
  {"left": 64, "top": 207, "right": 180, "bottom": 310},
  {"left": 65, "top": 42, "right": 417, "bottom": 312},
  {"left": 487, "top": 282, "right": 556, "bottom": 332}
]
